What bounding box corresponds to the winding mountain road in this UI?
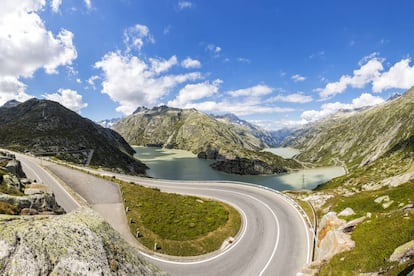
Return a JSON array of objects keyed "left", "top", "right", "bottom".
[{"left": 14, "top": 153, "right": 313, "bottom": 276}]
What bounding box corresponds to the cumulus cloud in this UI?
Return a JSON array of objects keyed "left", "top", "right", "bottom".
[
  {"left": 149, "top": 56, "right": 178, "bottom": 75},
  {"left": 291, "top": 74, "right": 306, "bottom": 82},
  {"left": 0, "top": 1, "right": 77, "bottom": 77},
  {"left": 167, "top": 81, "right": 294, "bottom": 116},
  {"left": 0, "top": 1, "right": 77, "bottom": 105},
  {"left": 0, "top": 76, "right": 32, "bottom": 106},
  {"left": 178, "top": 1, "right": 193, "bottom": 10},
  {"left": 301, "top": 93, "right": 384, "bottom": 123},
  {"left": 168, "top": 79, "right": 222, "bottom": 107},
  {"left": 51, "top": 0, "right": 92, "bottom": 12},
  {"left": 51, "top": 0, "right": 62, "bottom": 12},
  {"left": 317, "top": 57, "right": 383, "bottom": 99},
  {"left": 123, "top": 24, "right": 154, "bottom": 52},
  {"left": 183, "top": 99, "right": 294, "bottom": 116},
  {"left": 317, "top": 55, "right": 414, "bottom": 99},
  {"left": 250, "top": 119, "right": 307, "bottom": 130},
  {"left": 181, "top": 57, "right": 202, "bottom": 69},
  {"left": 43, "top": 89, "right": 88, "bottom": 113},
  {"left": 268, "top": 92, "right": 313, "bottom": 103},
  {"left": 94, "top": 51, "right": 202, "bottom": 115},
  {"left": 372, "top": 58, "right": 414, "bottom": 92},
  {"left": 228, "top": 84, "right": 273, "bottom": 97}
]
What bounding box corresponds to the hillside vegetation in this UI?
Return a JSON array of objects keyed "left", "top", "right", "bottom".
[
  {"left": 113, "top": 106, "right": 300, "bottom": 175},
  {"left": 283, "top": 88, "right": 414, "bottom": 170},
  {"left": 288, "top": 89, "right": 414, "bottom": 275}
]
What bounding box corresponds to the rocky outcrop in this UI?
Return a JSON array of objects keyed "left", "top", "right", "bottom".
[
  {"left": 390, "top": 240, "right": 414, "bottom": 264},
  {"left": 0, "top": 207, "right": 166, "bottom": 275},
  {"left": 315, "top": 212, "right": 355, "bottom": 261},
  {"left": 0, "top": 193, "right": 64, "bottom": 215},
  {"left": 211, "top": 157, "right": 287, "bottom": 175},
  {"left": 4, "top": 159, "right": 26, "bottom": 178}
]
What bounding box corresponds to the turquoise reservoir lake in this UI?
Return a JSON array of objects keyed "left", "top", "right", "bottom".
[{"left": 134, "top": 146, "right": 345, "bottom": 191}]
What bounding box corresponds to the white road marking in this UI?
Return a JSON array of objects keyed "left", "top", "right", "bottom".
[{"left": 130, "top": 185, "right": 281, "bottom": 275}]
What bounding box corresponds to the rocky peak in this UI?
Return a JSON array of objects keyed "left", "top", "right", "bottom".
[{"left": 0, "top": 99, "right": 21, "bottom": 109}]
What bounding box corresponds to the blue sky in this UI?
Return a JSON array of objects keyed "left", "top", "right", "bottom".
[{"left": 1, "top": 1, "right": 414, "bottom": 129}]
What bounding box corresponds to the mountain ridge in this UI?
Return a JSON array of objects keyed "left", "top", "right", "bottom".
[
  {"left": 0, "top": 99, "right": 147, "bottom": 175},
  {"left": 113, "top": 106, "right": 300, "bottom": 175},
  {"left": 282, "top": 88, "right": 414, "bottom": 169}
]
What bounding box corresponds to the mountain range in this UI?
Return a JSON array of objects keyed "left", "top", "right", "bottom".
[
  {"left": 112, "top": 106, "right": 300, "bottom": 175},
  {"left": 282, "top": 88, "right": 414, "bottom": 170},
  {"left": 0, "top": 99, "right": 147, "bottom": 175}
]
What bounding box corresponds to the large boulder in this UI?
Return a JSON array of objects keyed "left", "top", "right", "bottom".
[
  {"left": 0, "top": 193, "right": 64, "bottom": 215},
  {"left": 315, "top": 212, "right": 355, "bottom": 261},
  {"left": 0, "top": 207, "right": 166, "bottom": 275},
  {"left": 390, "top": 240, "right": 414, "bottom": 264}
]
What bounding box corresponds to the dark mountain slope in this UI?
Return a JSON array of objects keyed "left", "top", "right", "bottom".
[{"left": 0, "top": 99, "right": 146, "bottom": 174}]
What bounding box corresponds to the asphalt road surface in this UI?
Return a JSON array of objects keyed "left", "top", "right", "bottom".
[{"left": 16, "top": 154, "right": 313, "bottom": 276}]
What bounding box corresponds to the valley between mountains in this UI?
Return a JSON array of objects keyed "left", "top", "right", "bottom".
[{"left": 0, "top": 88, "right": 413, "bottom": 275}]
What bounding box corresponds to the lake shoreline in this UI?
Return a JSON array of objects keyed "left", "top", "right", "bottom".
[{"left": 133, "top": 146, "right": 345, "bottom": 191}]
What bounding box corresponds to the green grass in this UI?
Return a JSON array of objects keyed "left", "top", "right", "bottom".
[
  {"left": 319, "top": 209, "right": 414, "bottom": 275},
  {"left": 328, "top": 181, "right": 414, "bottom": 219},
  {"left": 120, "top": 181, "right": 241, "bottom": 256},
  {"left": 317, "top": 178, "right": 414, "bottom": 274}
]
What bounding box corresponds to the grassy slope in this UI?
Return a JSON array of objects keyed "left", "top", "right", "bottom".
[
  {"left": 285, "top": 88, "right": 414, "bottom": 170},
  {"left": 281, "top": 89, "right": 414, "bottom": 274},
  {"left": 120, "top": 181, "right": 241, "bottom": 256},
  {"left": 313, "top": 133, "right": 414, "bottom": 274}
]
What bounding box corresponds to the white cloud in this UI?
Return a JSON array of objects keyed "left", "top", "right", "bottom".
[
  {"left": 51, "top": 0, "right": 62, "bottom": 12},
  {"left": 178, "top": 1, "right": 193, "bottom": 10},
  {"left": 0, "top": 76, "right": 32, "bottom": 106},
  {"left": 183, "top": 100, "right": 294, "bottom": 116},
  {"left": 317, "top": 54, "right": 414, "bottom": 98},
  {"left": 84, "top": 0, "right": 92, "bottom": 9},
  {"left": 95, "top": 51, "right": 202, "bottom": 115},
  {"left": 268, "top": 92, "right": 313, "bottom": 103},
  {"left": 291, "top": 74, "right": 306, "bottom": 82},
  {"left": 43, "top": 89, "right": 88, "bottom": 113},
  {"left": 317, "top": 57, "right": 383, "bottom": 99},
  {"left": 181, "top": 57, "right": 202, "bottom": 69},
  {"left": 149, "top": 56, "right": 178, "bottom": 75},
  {"left": 301, "top": 93, "right": 384, "bottom": 123},
  {"left": 250, "top": 119, "right": 307, "bottom": 130},
  {"left": 228, "top": 84, "right": 273, "bottom": 97},
  {"left": 168, "top": 79, "right": 222, "bottom": 107},
  {"left": 0, "top": 1, "right": 77, "bottom": 106},
  {"left": 0, "top": 1, "right": 77, "bottom": 77},
  {"left": 372, "top": 58, "right": 414, "bottom": 92},
  {"left": 87, "top": 75, "right": 100, "bottom": 89},
  {"left": 123, "top": 24, "right": 154, "bottom": 52}
]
